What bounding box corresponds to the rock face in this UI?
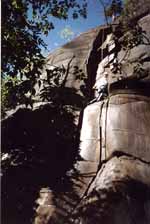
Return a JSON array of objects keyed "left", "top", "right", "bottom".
[
  {"left": 46, "top": 26, "right": 101, "bottom": 92},
  {"left": 1, "top": 25, "right": 107, "bottom": 224},
  {"left": 36, "top": 25, "right": 105, "bottom": 104},
  {"left": 75, "top": 13, "right": 150, "bottom": 224},
  {"left": 34, "top": 12, "right": 150, "bottom": 224},
  {"left": 74, "top": 156, "right": 150, "bottom": 224},
  {"left": 2, "top": 10, "right": 150, "bottom": 224}
]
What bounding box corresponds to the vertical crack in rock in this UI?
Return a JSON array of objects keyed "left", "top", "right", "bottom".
[
  {"left": 73, "top": 156, "right": 150, "bottom": 224},
  {"left": 2, "top": 12, "right": 150, "bottom": 224},
  {"left": 34, "top": 13, "right": 150, "bottom": 223}
]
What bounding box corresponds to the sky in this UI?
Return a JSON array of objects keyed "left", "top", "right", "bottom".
[{"left": 41, "top": 0, "right": 107, "bottom": 56}]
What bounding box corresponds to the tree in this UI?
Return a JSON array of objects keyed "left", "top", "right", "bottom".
[
  {"left": 98, "top": 0, "right": 123, "bottom": 23},
  {"left": 123, "top": 0, "right": 150, "bottom": 20},
  {"left": 2, "top": 0, "right": 87, "bottom": 78},
  {"left": 105, "top": 0, "right": 123, "bottom": 21},
  {"left": 1, "top": 0, "right": 87, "bottom": 113}
]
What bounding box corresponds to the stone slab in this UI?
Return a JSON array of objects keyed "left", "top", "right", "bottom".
[{"left": 106, "top": 94, "right": 150, "bottom": 162}]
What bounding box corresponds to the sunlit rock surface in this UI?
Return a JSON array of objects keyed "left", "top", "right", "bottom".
[
  {"left": 35, "top": 12, "right": 150, "bottom": 224},
  {"left": 2, "top": 10, "right": 150, "bottom": 224},
  {"left": 94, "top": 14, "right": 150, "bottom": 87},
  {"left": 73, "top": 12, "right": 150, "bottom": 224},
  {"left": 46, "top": 27, "right": 101, "bottom": 91}
]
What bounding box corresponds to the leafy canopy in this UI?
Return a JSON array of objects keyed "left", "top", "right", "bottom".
[
  {"left": 2, "top": 0, "right": 87, "bottom": 79},
  {"left": 105, "top": 0, "right": 123, "bottom": 19},
  {"left": 2, "top": 0, "right": 147, "bottom": 115},
  {"left": 1, "top": 0, "right": 87, "bottom": 113}
]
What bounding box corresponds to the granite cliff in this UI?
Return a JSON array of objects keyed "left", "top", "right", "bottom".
[
  {"left": 2, "top": 9, "right": 150, "bottom": 224},
  {"left": 35, "top": 12, "right": 150, "bottom": 224}
]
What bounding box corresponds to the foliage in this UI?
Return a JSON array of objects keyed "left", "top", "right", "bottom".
[
  {"left": 2, "top": 0, "right": 87, "bottom": 77},
  {"left": 1, "top": 103, "right": 79, "bottom": 223},
  {"left": 102, "top": 0, "right": 150, "bottom": 79},
  {"left": 105, "top": 0, "right": 123, "bottom": 19},
  {"left": 1, "top": 57, "right": 87, "bottom": 223},
  {"left": 121, "top": 0, "right": 150, "bottom": 48},
  {"left": 97, "top": 0, "right": 123, "bottom": 23},
  {"left": 1, "top": 76, "right": 37, "bottom": 117},
  {"left": 2, "top": 1, "right": 150, "bottom": 223},
  {"left": 40, "top": 58, "right": 87, "bottom": 107},
  {"left": 1, "top": 0, "right": 87, "bottom": 114},
  {"left": 123, "top": 0, "right": 150, "bottom": 20},
  {"left": 119, "top": 0, "right": 150, "bottom": 73}
]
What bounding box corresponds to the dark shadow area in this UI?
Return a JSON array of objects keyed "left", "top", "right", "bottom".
[
  {"left": 41, "top": 62, "right": 89, "bottom": 106},
  {"left": 86, "top": 26, "right": 112, "bottom": 98},
  {"left": 40, "top": 86, "right": 85, "bottom": 108},
  {"left": 1, "top": 103, "right": 80, "bottom": 224},
  {"left": 1, "top": 56, "right": 91, "bottom": 224},
  {"left": 109, "top": 80, "right": 150, "bottom": 97}
]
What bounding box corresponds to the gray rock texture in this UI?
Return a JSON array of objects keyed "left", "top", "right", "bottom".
[
  {"left": 44, "top": 26, "right": 103, "bottom": 94},
  {"left": 34, "top": 12, "right": 150, "bottom": 224},
  {"left": 2, "top": 10, "right": 150, "bottom": 224},
  {"left": 74, "top": 156, "right": 150, "bottom": 224}
]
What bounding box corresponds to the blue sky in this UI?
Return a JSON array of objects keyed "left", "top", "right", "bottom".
[{"left": 41, "top": 0, "right": 107, "bottom": 55}]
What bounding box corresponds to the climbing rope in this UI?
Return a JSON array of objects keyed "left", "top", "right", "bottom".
[
  {"left": 99, "top": 101, "right": 105, "bottom": 167},
  {"left": 101, "top": 27, "right": 105, "bottom": 62},
  {"left": 104, "top": 97, "right": 110, "bottom": 160},
  {"left": 68, "top": 101, "right": 106, "bottom": 222},
  {"left": 68, "top": 96, "right": 111, "bottom": 223}
]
